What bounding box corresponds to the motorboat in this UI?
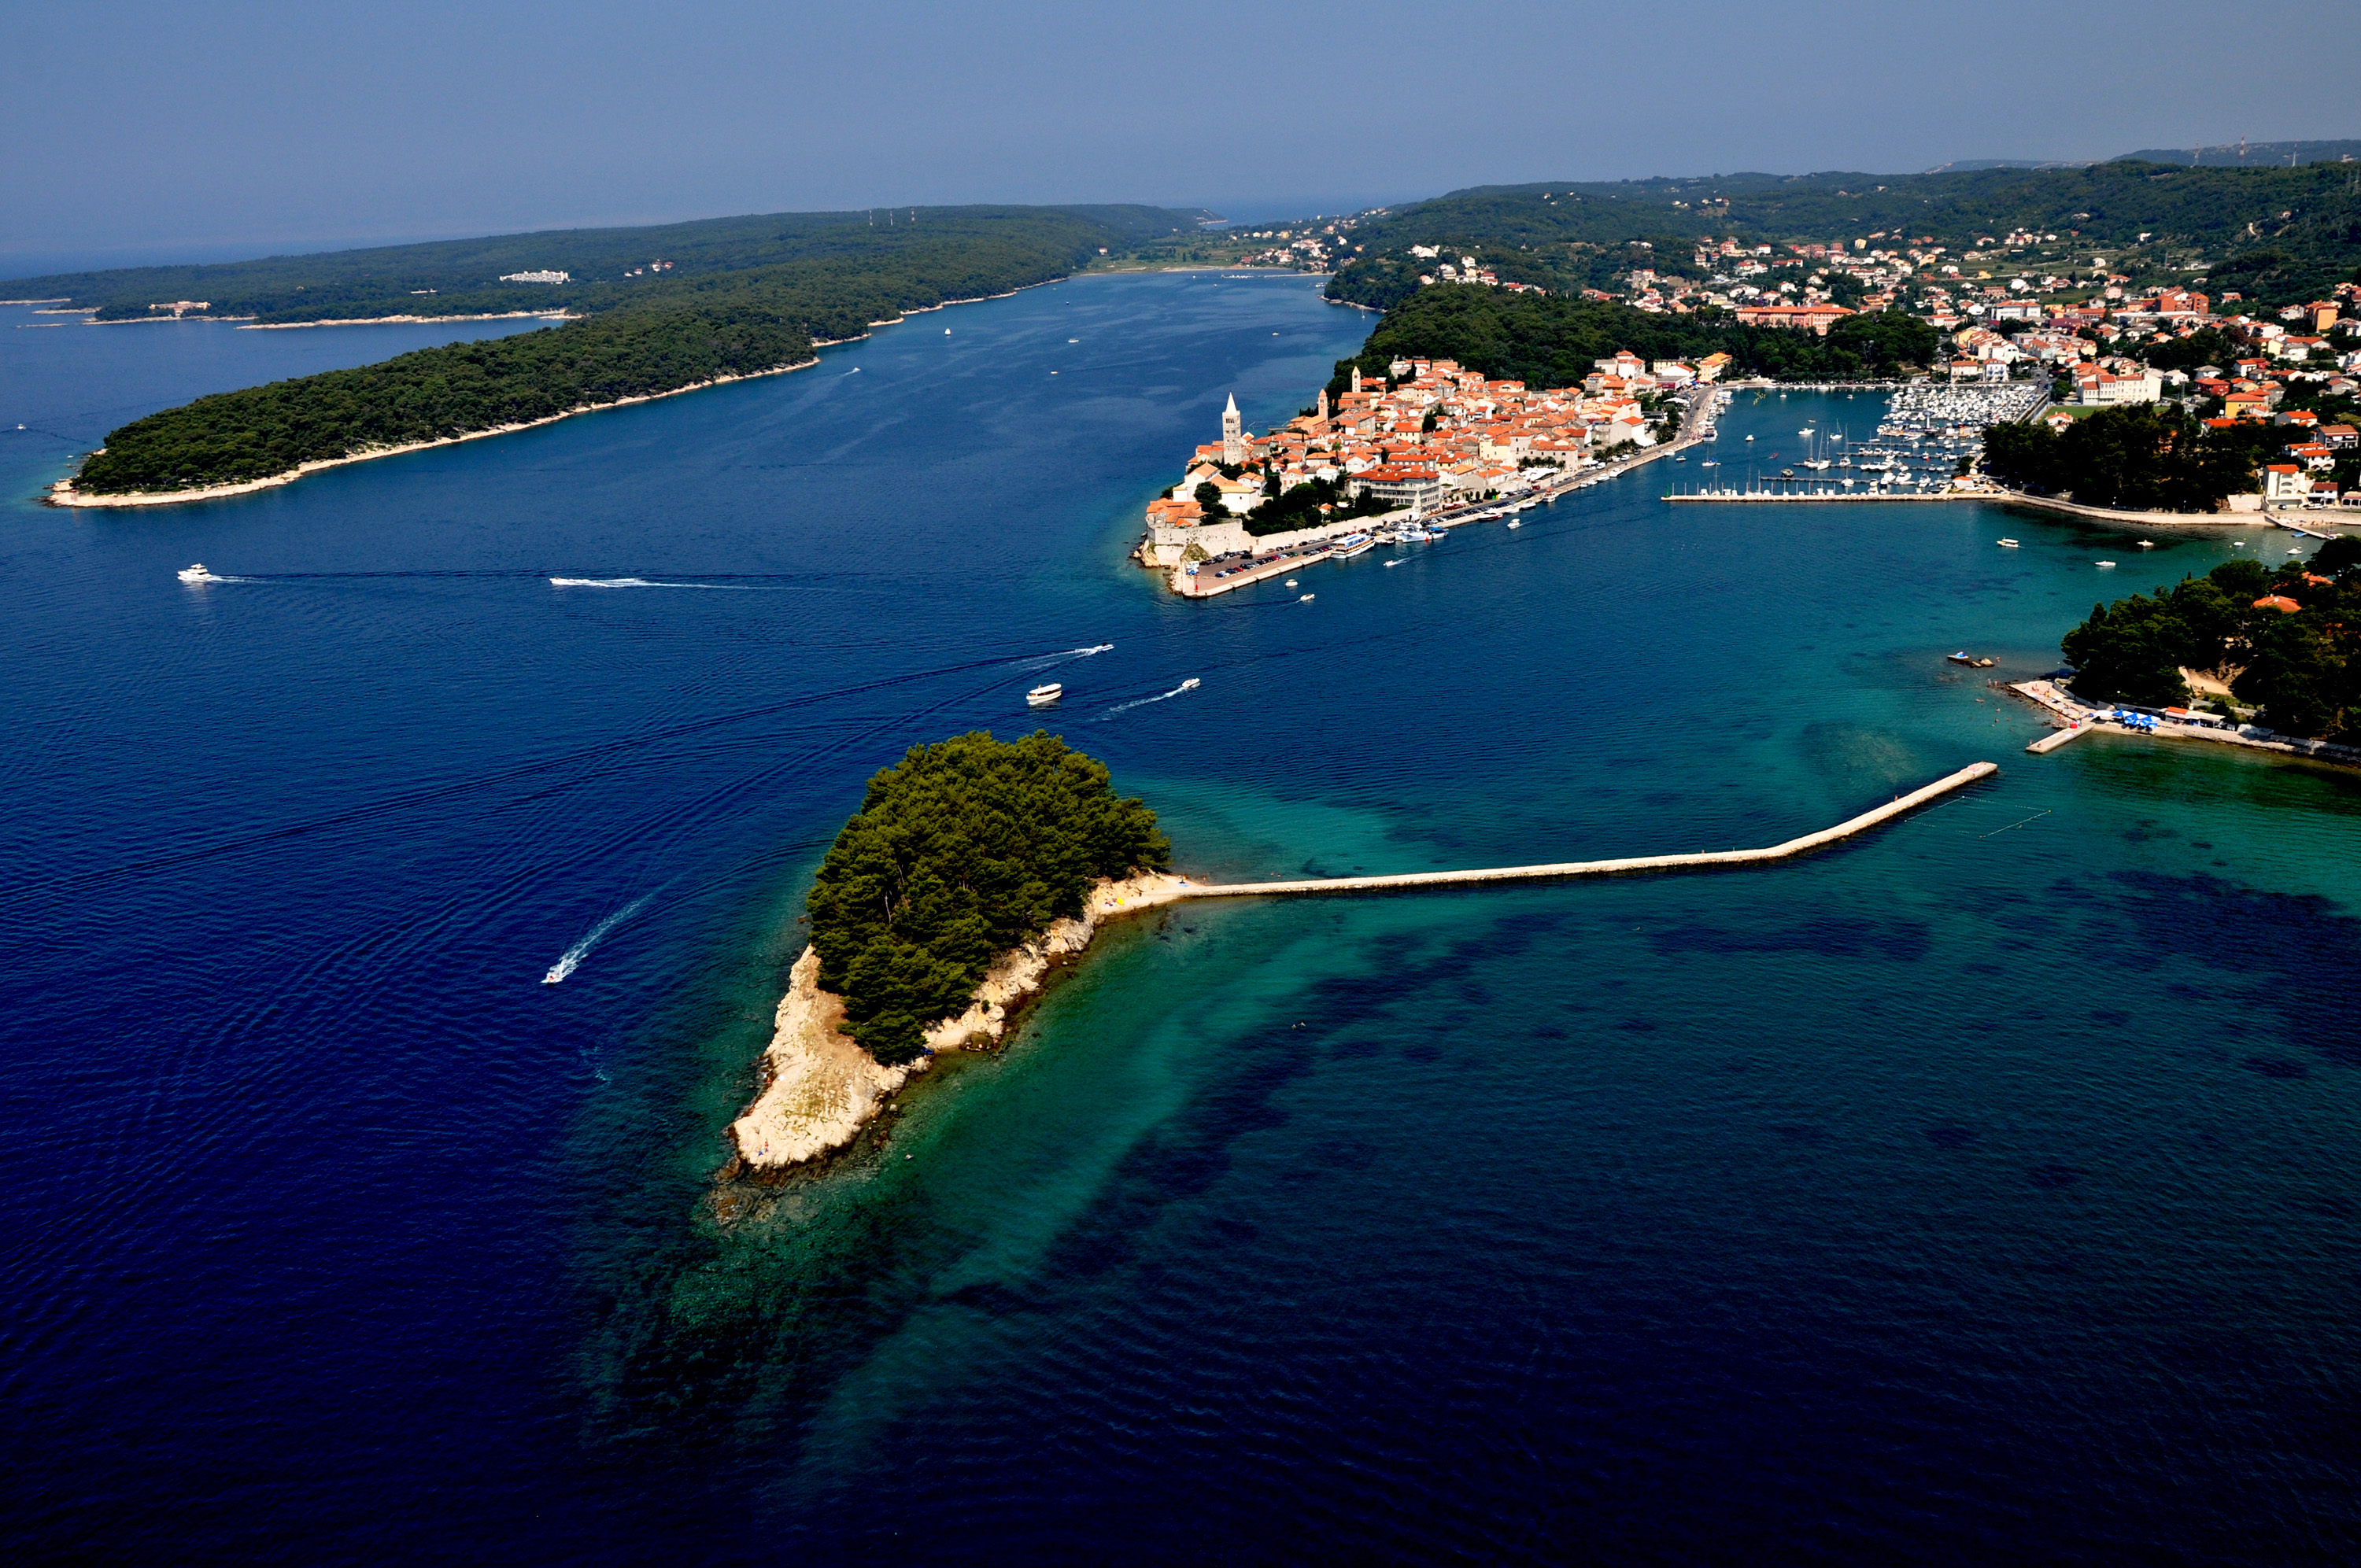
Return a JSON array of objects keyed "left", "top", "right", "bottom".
[
  {"left": 1027, "top": 683, "right": 1062, "bottom": 707},
  {"left": 1506, "top": 519, "right": 1521, "bottom": 529},
  {"left": 2137, "top": 540, "right": 2155, "bottom": 549},
  {"left": 541, "top": 965, "right": 565, "bottom": 985},
  {"left": 1299, "top": 593, "right": 1315, "bottom": 602},
  {"left": 1947, "top": 651, "right": 1995, "bottom": 668},
  {"left": 1179, "top": 678, "right": 1200, "bottom": 692},
  {"left": 2096, "top": 560, "right": 2117, "bottom": 569},
  {"left": 1745, "top": 434, "right": 1755, "bottom": 441},
  {"left": 1997, "top": 538, "right": 2019, "bottom": 548},
  {"left": 177, "top": 563, "right": 220, "bottom": 583}
]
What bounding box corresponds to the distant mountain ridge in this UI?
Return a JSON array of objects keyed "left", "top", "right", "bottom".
[{"left": 2117, "top": 139, "right": 2361, "bottom": 168}]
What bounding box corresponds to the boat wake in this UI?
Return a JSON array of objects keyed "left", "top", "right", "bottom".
[
  {"left": 542, "top": 896, "right": 649, "bottom": 984},
  {"left": 1013, "top": 642, "right": 1114, "bottom": 673},
  {"left": 1102, "top": 677, "right": 1199, "bottom": 718},
  {"left": 548, "top": 577, "right": 763, "bottom": 590}
]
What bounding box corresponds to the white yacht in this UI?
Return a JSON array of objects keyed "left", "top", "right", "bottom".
[
  {"left": 1997, "top": 538, "right": 2019, "bottom": 548},
  {"left": 1026, "top": 684, "right": 1062, "bottom": 707},
  {"left": 177, "top": 563, "right": 219, "bottom": 583}
]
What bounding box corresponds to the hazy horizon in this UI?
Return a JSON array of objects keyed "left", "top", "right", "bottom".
[{"left": 6, "top": 0, "right": 2359, "bottom": 275}]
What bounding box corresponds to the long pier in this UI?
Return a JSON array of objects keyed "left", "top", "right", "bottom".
[
  {"left": 1664, "top": 490, "right": 1975, "bottom": 504},
  {"left": 1168, "top": 762, "right": 1997, "bottom": 901}
]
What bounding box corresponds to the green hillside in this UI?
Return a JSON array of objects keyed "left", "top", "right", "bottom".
[{"left": 1328, "top": 162, "right": 2361, "bottom": 312}]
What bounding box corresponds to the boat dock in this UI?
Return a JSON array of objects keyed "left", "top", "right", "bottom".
[
  {"left": 2005, "top": 679, "right": 2361, "bottom": 767},
  {"left": 1664, "top": 490, "right": 1978, "bottom": 504},
  {"left": 1180, "top": 546, "right": 1332, "bottom": 598},
  {"left": 1166, "top": 763, "right": 1997, "bottom": 900}
]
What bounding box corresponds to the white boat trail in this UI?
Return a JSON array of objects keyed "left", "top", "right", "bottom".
[
  {"left": 1102, "top": 677, "right": 1199, "bottom": 718},
  {"left": 542, "top": 896, "right": 650, "bottom": 984},
  {"left": 549, "top": 577, "right": 765, "bottom": 590},
  {"left": 1013, "top": 642, "right": 1114, "bottom": 673}
]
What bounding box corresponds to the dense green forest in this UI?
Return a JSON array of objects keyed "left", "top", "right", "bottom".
[
  {"left": 805, "top": 732, "right": 1169, "bottom": 1065},
  {"left": 1327, "top": 161, "right": 2361, "bottom": 312},
  {"left": 1980, "top": 404, "right": 2265, "bottom": 512},
  {"left": 55, "top": 208, "right": 1192, "bottom": 495},
  {"left": 1328, "top": 285, "right": 1938, "bottom": 393},
  {"left": 2062, "top": 540, "right": 2361, "bottom": 737},
  {"left": 78, "top": 305, "right": 811, "bottom": 493},
  {"left": 6, "top": 205, "right": 1202, "bottom": 324}
]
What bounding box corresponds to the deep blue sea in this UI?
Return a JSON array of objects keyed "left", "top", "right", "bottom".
[{"left": 3, "top": 279, "right": 2358, "bottom": 1564}]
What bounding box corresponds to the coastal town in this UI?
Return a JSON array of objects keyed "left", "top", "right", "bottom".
[{"left": 1136, "top": 352, "right": 1725, "bottom": 593}]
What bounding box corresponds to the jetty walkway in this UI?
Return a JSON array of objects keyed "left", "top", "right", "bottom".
[{"left": 1162, "top": 762, "right": 1997, "bottom": 902}]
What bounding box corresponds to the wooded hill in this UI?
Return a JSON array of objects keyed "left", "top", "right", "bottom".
[
  {"left": 51, "top": 207, "right": 1199, "bottom": 495},
  {"left": 2064, "top": 541, "right": 2361, "bottom": 738},
  {"left": 6, "top": 205, "right": 1203, "bottom": 325},
  {"left": 1329, "top": 162, "right": 2361, "bottom": 312},
  {"left": 1328, "top": 284, "right": 1938, "bottom": 393},
  {"left": 805, "top": 732, "right": 1169, "bottom": 1065}
]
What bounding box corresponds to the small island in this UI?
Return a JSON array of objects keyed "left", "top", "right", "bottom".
[{"left": 727, "top": 730, "right": 1180, "bottom": 1175}]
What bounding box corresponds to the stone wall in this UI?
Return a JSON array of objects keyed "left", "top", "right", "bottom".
[{"left": 1140, "top": 506, "right": 1416, "bottom": 567}]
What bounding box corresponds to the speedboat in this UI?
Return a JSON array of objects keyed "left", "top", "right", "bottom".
[
  {"left": 541, "top": 965, "right": 565, "bottom": 985},
  {"left": 1027, "top": 683, "right": 1062, "bottom": 707},
  {"left": 1997, "top": 538, "right": 2019, "bottom": 548},
  {"left": 1179, "top": 677, "right": 1200, "bottom": 692},
  {"left": 1744, "top": 434, "right": 1755, "bottom": 441},
  {"left": 177, "top": 563, "right": 218, "bottom": 583},
  {"left": 1299, "top": 593, "right": 1314, "bottom": 602},
  {"left": 2096, "top": 560, "right": 2117, "bottom": 569},
  {"left": 2137, "top": 540, "right": 2154, "bottom": 549},
  {"left": 1506, "top": 519, "right": 1521, "bottom": 529}
]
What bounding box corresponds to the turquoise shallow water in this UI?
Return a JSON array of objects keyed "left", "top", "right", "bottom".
[{"left": 2, "top": 280, "right": 2356, "bottom": 1562}]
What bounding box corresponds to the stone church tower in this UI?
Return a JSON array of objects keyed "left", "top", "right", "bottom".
[{"left": 1221, "top": 393, "right": 1244, "bottom": 465}]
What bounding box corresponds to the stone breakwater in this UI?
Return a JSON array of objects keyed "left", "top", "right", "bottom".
[
  {"left": 722, "top": 765, "right": 1996, "bottom": 1178},
  {"left": 726, "top": 872, "right": 1187, "bottom": 1174}
]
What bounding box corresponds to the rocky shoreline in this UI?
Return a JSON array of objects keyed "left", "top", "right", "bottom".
[{"left": 722, "top": 872, "right": 1187, "bottom": 1179}]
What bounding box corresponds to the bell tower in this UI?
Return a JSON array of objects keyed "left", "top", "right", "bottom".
[{"left": 1221, "top": 393, "right": 1244, "bottom": 466}]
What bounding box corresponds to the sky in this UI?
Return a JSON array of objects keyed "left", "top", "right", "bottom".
[{"left": 6, "top": 0, "right": 2360, "bottom": 275}]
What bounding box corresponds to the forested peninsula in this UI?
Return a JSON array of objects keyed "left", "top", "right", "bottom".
[
  {"left": 33, "top": 205, "right": 1199, "bottom": 501},
  {"left": 2061, "top": 539, "right": 2361, "bottom": 738},
  {"left": 728, "top": 732, "right": 1174, "bottom": 1174}
]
